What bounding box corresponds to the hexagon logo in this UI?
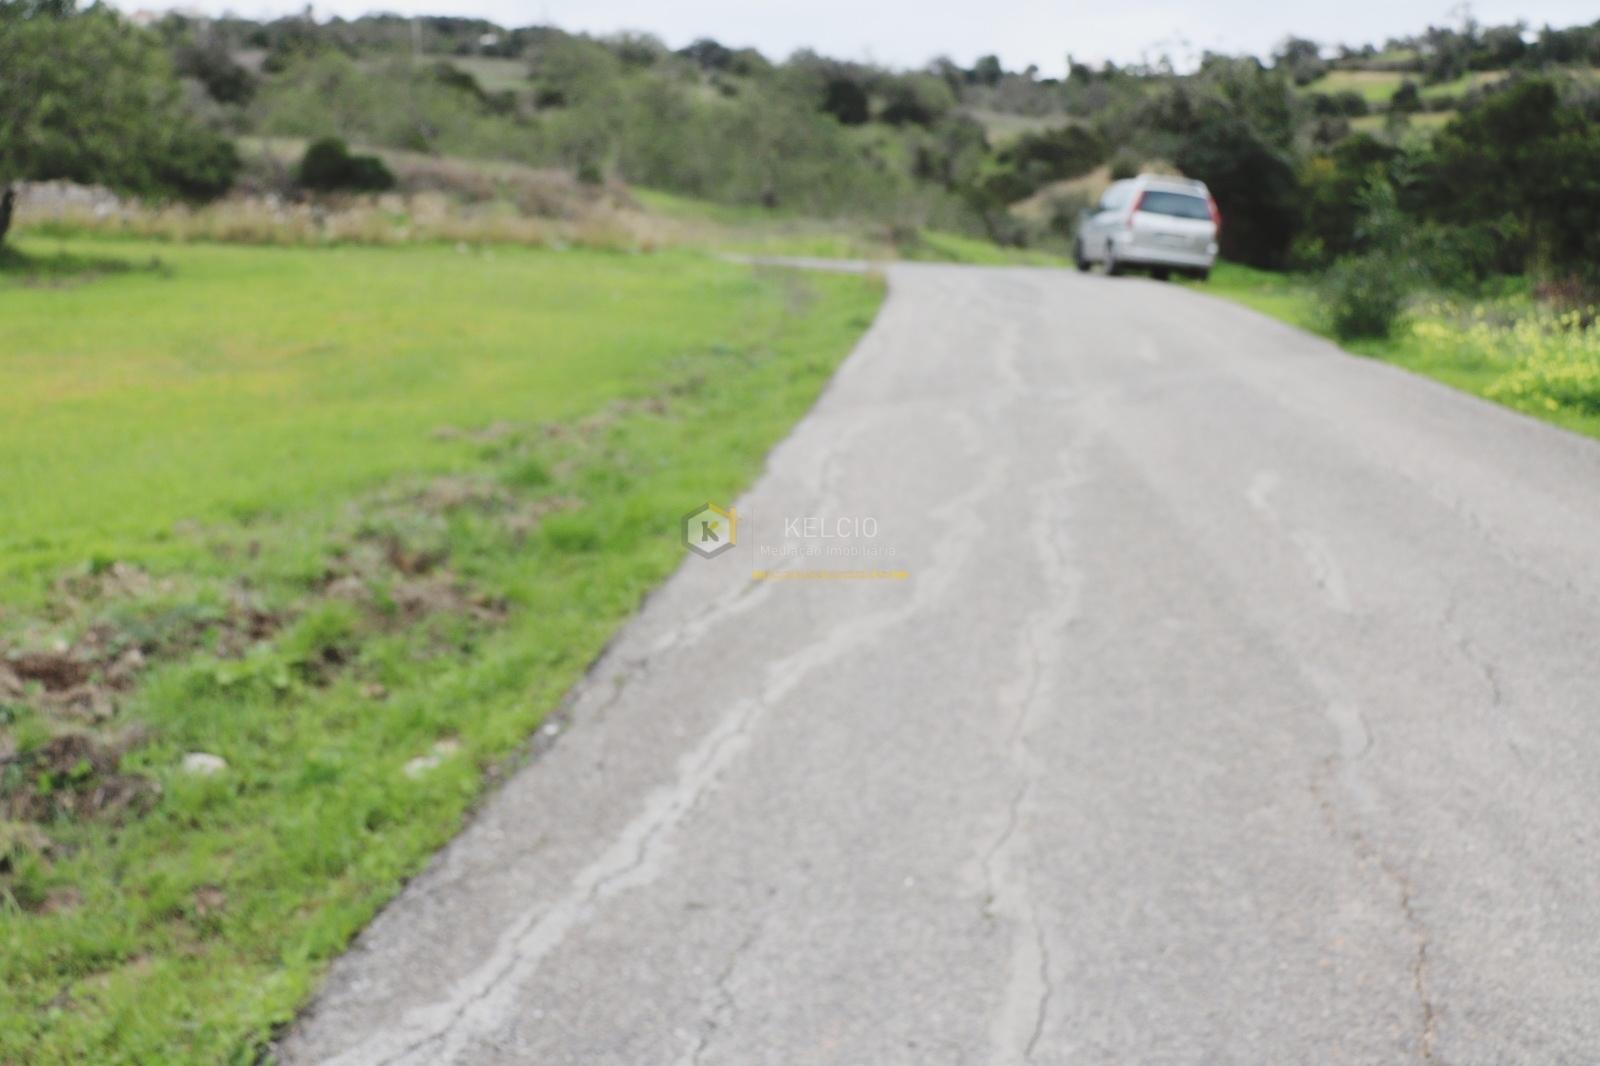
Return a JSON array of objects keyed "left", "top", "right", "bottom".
[{"left": 682, "top": 503, "right": 737, "bottom": 559}]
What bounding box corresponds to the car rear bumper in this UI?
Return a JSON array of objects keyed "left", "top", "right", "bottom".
[{"left": 1113, "top": 234, "right": 1217, "bottom": 270}]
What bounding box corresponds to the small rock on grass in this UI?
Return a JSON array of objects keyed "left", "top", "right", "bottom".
[
  {"left": 181, "top": 752, "right": 227, "bottom": 776},
  {"left": 402, "top": 738, "right": 461, "bottom": 779}
]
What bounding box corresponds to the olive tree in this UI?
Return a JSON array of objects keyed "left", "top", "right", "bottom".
[{"left": 0, "top": 1, "right": 237, "bottom": 246}]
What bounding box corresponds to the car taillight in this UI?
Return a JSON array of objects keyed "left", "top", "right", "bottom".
[
  {"left": 1207, "top": 195, "right": 1222, "bottom": 232},
  {"left": 1126, "top": 191, "right": 1144, "bottom": 229}
]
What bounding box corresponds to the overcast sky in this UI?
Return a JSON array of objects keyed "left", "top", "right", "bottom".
[{"left": 171, "top": 0, "right": 1598, "bottom": 71}]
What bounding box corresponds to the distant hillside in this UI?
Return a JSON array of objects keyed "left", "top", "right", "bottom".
[{"left": 13, "top": 5, "right": 1600, "bottom": 281}]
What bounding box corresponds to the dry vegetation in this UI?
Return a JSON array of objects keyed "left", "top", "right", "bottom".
[{"left": 13, "top": 144, "right": 681, "bottom": 251}]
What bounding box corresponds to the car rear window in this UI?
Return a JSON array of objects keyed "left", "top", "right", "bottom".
[{"left": 1137, "top": 191, "right": 1210, "bottom": 220}]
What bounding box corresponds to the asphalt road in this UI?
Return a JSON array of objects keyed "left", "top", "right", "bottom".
[{"left": 281, "top": 263, "right": 1600, "bottom": 1065}]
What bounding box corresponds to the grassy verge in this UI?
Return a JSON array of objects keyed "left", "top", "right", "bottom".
[
  {"left": 633, "top": 187, "right": 1071, "bottom": 266},
  {"left": 16, "top": 180, "right": 1070, "bottom": 267},
  {"left": 1193, "top": 261, "right": 1600, "bottom": 442},
  {"left": 0, "top": 237, "right": 884, "bottom": 1063}
]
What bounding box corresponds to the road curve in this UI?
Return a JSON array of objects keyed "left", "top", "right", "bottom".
[{"left": 280, "top": 263, "right": 1600, "bottom": 1065}]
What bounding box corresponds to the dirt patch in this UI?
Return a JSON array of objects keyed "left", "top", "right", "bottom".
[
  {"left": 0, "top": 821, "right": 53, "bottom": 866},
  {"left": 4, "top": 649, "right": 123, "bottom": 725},
  {"left": 1, "top": 731, "right": 159, "bottom": 824},
  {"left": 318, "top": 524, "right": 512, "bottom": 634},
  {"left": 38, "top": 683, "right": 117, "bottom": 726},
  {"left": 208, "top": 590, "right": 283, "bottom": 660},
  {"left": 7, "top": 652, "right": 93, "bottom": 692},
  {"left": 417, "top": 476, "right": 512, "bottom": 515},
  {"left": 568, "top": 395, "right": 675, "bottom": 441},
  {"left": 2, "top": 584, "right": 283, "bottom": 726},
  {"left": 192, "top": 884, "right": 227, "bottom": 918},
  {"left": 501, "top": 495, "right": 584, "bottom": 543},
  {"left": 53, "top": 561, "right": 166, "bottom": 609},
  {"left": 431, "top": 421, "right": 523, "bottom": 446},
  {"left": 390, "top": 574, "right": 507, "bottom": 626},
  {"left": 382, "top": 536, "right": 448, "bottom": 578}
]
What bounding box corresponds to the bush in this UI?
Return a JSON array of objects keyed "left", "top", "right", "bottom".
[
  {"left": 1319, "top": 254, "right": 1408, "bottom": 340},
  {"left": 878, "top": 73, "right": 955, "bottom": 128},
  {"left": 295, "top": 137, "right": 395, "bottom": 193},
  {"left": 1307, "top": 90, "right": 1368, "bottom": 118},
  {"left": 1476, "top": 303, "right": 1600, "bottom": 416},
  {"left": 993, "top": 124, "right": 1108, "bottom": 195},
  {"left": 1108, "top": 151, "right": 1140, "bottom": 180},
  {"left": 1174, "top": 116, "right": 1299, "bottom": 268},
  {"left": 1405, "top": 223, "right": 1500, "bottom": 290},
  {"left": 153, "top": 127, "right": 241, "bottom": 200},
  {"left": 820, "top": 77, "right": 869, "bottom": 125}
]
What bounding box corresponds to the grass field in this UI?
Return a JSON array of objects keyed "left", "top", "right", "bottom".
[
  {"left": 1299, "top": 69, "right": 1409, "bottom": 104},
  {"left": 1300, "top": 68, "right": 1505, "bottom": 105},
  {"left": 446, "top": 55, "right": 531, "bottom": 95},
  {"left": 1349, "top": 109, "right": 1457, "bottom": 134},
  {"left": 634, "top": 187, "right": 1073, "bottom": 265},
  {"left": 961, "top": 108, "right": 1077, "bottom": 144},
  {"left": 1193, "top": 262, "right": 1600, "bottom": 442},
  {"left": 0, "top": 237, "right": 883, "bottom": 1062}
]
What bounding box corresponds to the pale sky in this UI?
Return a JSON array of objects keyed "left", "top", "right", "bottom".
[{"left": 170, "top": 0, "right": 1599, "bottom": 71}]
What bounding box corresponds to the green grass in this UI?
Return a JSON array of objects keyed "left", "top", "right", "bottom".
[
  {"left": 1367, "top": 48, "right": 1421, "bottom": 67},
  {"left": 0, "top": 237, "right": 884, "bottom": 1062},
  {"left": 634, "top": 187, "right": 1070, "bottom": 266},
  {"left": 446, "top": 56, "right": 531, "bottom": 95},
  {"left": 1299, "top": 69, "right": 1407, "bottom": 104},
  {"left": 961, "top": 108, "right": 1076, "bottom": 144},
  {"left": 1301, "top": 67, "right": 1505, "bottom": 106},
  {"left": 1192, "top": 261, "right": 1600, "bottom": 441},
  {"left": 1348, "top": 109, "right": 1456, "bottom": 135},
  {"left": 1191, "top": 261, "right": 1320, "bottom": 330},
  {"left": 0, "top": 239, "right": 773, "bottom": 581},
  {"left": 1418, "top": 69, "right": 1506, "bottom": 100}
]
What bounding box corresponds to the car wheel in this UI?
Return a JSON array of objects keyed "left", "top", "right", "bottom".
[
  {"left": 1192, "top": 267, "right": 1211, "bottom": 282},
  {"left": 1073, "top": 240, "right": 1091, "bottom": 273},
  {"left": 1151, "top": 267, "right": 1171, "bottom": 282},
  {"left": 1105, "top": 243, "right": 1124, "bottom": 277}
]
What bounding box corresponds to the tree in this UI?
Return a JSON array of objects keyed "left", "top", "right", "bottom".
[
  {"left": 914, "top": 114, "right": 988, "bottom": 189},
  {"left": 0, "top": 3, "right": 238, "bottom": 246},
  {"left": 995, "top": 124, "right": 1108, "bottom": 190},
  {"left": 678, "top": 37, "right": 735, "bottom": 72},
  {"left": 1391, "top": 80, "right": 1422, "bottom": 114},
  {"left": 1174, "top": 116, "right": 1300, "bottom": 268},
  {"left": 0, "top": 0, "right": 72, "bottom": 18},
  {"left": 821, "top": 77, "right": 870, "bottom": 126},
  {"left": 1298, "top": 134, "right": 1401, "bottom": 262},
  {"left": 878, "top": 73, "right": 955, "bottom": 128},
  {"left": 1424, "top": 78, "right": 1600, "bottom": 280},
  {"left": 1273, "top": 36, "right": 1326, "bottom": 86},
  {"left": 173, "top": 36, "right": 257, "bottom": 104},
  {"left": 970, "top": 55, "right": 1004, "bottom": 87},
  {"left": 528, "top": 31, "right": 622, "bottom": 109}
]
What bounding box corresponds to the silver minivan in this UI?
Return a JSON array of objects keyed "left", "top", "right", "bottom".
[{"left": 1075, "top": 175, "right": 1221, "bottom": 281}]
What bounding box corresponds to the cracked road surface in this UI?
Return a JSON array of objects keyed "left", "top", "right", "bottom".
[{"left": 280, "top": 264, "right": 1600, "bottom": 1064}]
